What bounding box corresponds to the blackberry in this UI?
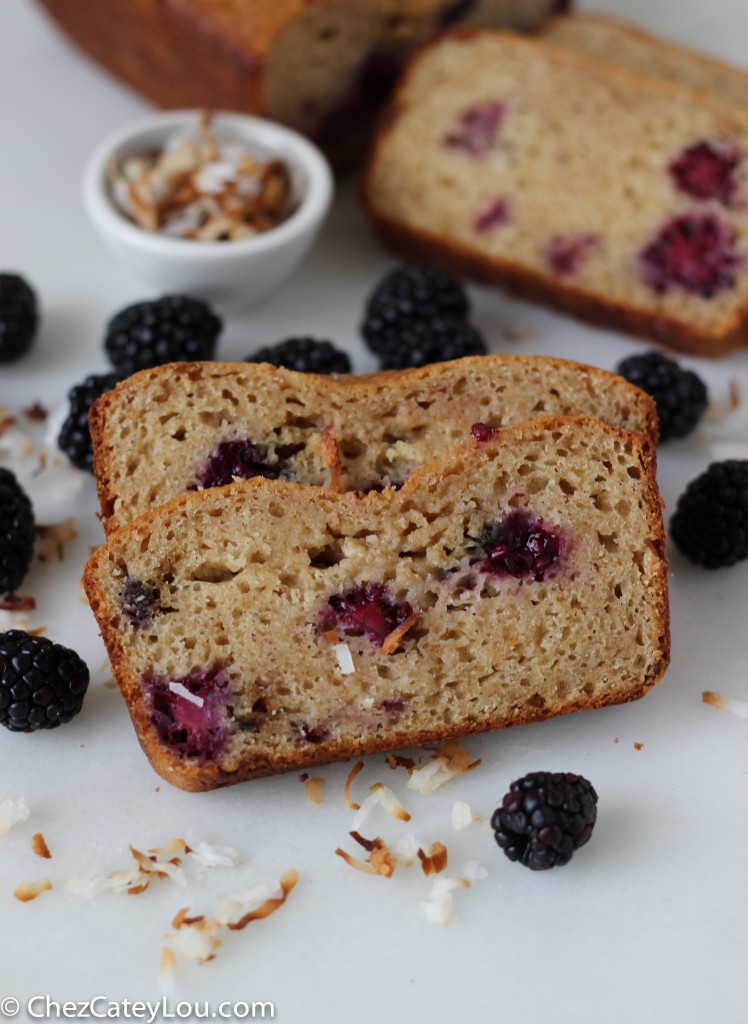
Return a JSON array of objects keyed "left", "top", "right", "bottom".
[
  {"left": 0, "top": 273, "right": 39, "bottom": 363},
  {"left": 616, "top": 351, "right": 708, "bottom": 442},
  {"left": 104, "top": 295, "right": 222, "bottom": 375},
  {"left": 670, "top": 460, "right": 748, "bottom": 569},
  {"left": 361, "top": 263, "right": 485, "bottom": 369},
  {"left": 58, "top": 372, "right": 120, "bottom": 472},
  {"left": 0, "top": 469, "right": 35, "bottom": 594},
  {"left": 246, "top": 337, "right": 351, "bottom": 374},
  {"left": 0, "top": 630, "right": 90, "bottom": 731},
  {"left": 491, "top": 771, "right": 598, "bottom": 870}
]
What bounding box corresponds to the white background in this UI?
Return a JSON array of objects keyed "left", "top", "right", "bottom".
[{"left": 0, "top": 1, "right": 747, "bottom": 1021}]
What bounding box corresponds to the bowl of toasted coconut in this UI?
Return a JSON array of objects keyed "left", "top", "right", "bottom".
[{"left": 82, "top": 110, "right": 333, "bottom": 307}]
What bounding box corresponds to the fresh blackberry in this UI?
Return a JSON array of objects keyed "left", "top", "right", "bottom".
[
  {"left": 0, "top": 273, "right": 39, "bottom": 363},
  {"left": 58, "top": 372, "right": 120, "bottom": 472},
  {"left": 246, "top": 337, "right": 351, "bottom": 374},
  {"left": 0, "top": 630, "right": 90, "bottom": 731},
  {"left": 361, "top": 263, "right": 484, "bottom": 369},
  {"left": 670, "top": 460, "right": 748, "bottom": 569},
  {"left": 491, "top": 771, "right": 598, "bottom": 870},
  {"left": 616, "top": 351, "right": 708, "bottom": 442},
  {"left": 0, "top": 469, "right": 35, "bottom": 594},
  {"left": 104, "top": 294, "right": 222, "bottom": 375}
]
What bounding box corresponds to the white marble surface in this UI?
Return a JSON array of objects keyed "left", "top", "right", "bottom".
[{"left": 0, "top": 1, "right": 747, "bottom": 1021}]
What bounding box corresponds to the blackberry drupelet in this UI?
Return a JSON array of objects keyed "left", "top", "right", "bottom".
[
  {"left": 0, "top": 630, "right": 90, "bottom": 731},
  {"left": 245, "top": 337, "right": 351, "bottom": 374},
  {"left": 0, "top": 469, "right": 35, "bottom": 594},
  {"left": 616, "top": 351, "right": 708, "bottom": 442},
  {"left": 58, "top": 372, "right": 120, "bottom": 472},
  {"left": 361, "top": 263, "right": 485, "bottom": 369},
  {"left": 670, "top": 460, "right": 748, "bottom": 569},
  {"left": 0, "top": 273, "right": 39, "bottom": 363},
  {"left": 104, "top": 294, "right": 222, "bottom": 375},
  {"left": 491, "top": 771, "right": 598, "bottom": 870}
]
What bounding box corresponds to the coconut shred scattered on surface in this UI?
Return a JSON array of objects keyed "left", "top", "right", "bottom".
[
  {"left": 702, "top": 690, "right": 748, "bottom": 718},
  {"left": 108, "top": 112, "right": 296, "bottom": 241},
  {"left": 0, "top": 797, "right": 30, "bottom": 836}
]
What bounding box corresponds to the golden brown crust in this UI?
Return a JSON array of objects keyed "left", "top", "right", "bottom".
[
  {"left": 85, "top": 415, "right": 670, "bottom": 792},
  {"left": 89, "top": 355, "right": 658, "bottom": 534},
  {"left": 361, "top": 27, "right": 748, "bottom": 358}
]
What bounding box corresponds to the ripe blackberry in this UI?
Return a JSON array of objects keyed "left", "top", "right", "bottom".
[
  {"left": 246, "top": 337, "right": 351, "bottom": 374},
  {"left": 491, "top": 771, "right": 598, "bottom": 870},
  {"left": 616, "top": 351, "right": 708, "bottom": 442},
  {"left": 361, "top": 263, "right": 484, "bottom": 369},
  {"left": 0, "top": 273, "right": 39, "bottom": 363},
  {"left": 0, "top": 630, "right": 90, "bottom": 731},
  {"left": 670, "top": 460, "right": 748, "bottom": 569},
  {"left": 0, "top": 469, "right": 35, "bottom": 594},
  {"left": 58, "top": 372, "right": 120, "bottom": 472},
  {"left": 104, "top": 294, "right": 222, "bottom": 375}
]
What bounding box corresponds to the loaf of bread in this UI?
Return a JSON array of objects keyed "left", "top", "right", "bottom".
[
  {"left": 90, "top": 355, "right": 657, "bottom": 535},
  {"left": 541, "top": 13, "right": 748, "bottom": 109},
  {"left": 34, "top": 0, "right": 570, "bottom": 166},
  {"left": 363, "top": 30, "right": 748, "bottom": 356},
  {"left": 84, "top": 416, "right": 670, "bottom": 791}
]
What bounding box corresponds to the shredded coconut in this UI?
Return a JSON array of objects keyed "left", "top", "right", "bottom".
[
  {"left": 421, "top": 876, "right": 470, "bottom": 926},
  {"left": 462, "top": 860, "right": 488, "bottom": 882},
  {"left": 333, "top": 643, "right": 355, "bottom": 675},
  {"left": 168, "top": 682, "right": 205, "bottom": 708},
  {"left": 14, "top": 878, "right": 52, "bottom": 902},
  {"left": 408, "top": 740, "right": 481, "bottom": 794},
  {"left": 351, "top": 783, "right": 411, "bottom": 831},
  {"left": 703, "top": 690, "right": 748, "bottom": 718},
  {"left": 0, "top": 797, "right": 30, "bottom": 836},
  {"left": 451, "top": 800, "right": 475, "bottom": 830}
]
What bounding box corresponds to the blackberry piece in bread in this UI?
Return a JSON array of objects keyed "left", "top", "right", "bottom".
[
  {"left": 84, "top": 416, "right": 670, "bottom": 792},
  {"left": 541, "top": 13, "right": 748, "bottom": 109},
  {"left": 90, "top": 355, "right": 657, "bottom": 535},
  {"left": 34, "top": 0, "right": 570, "bottom": 166},
  {"left": 363, "top": 30, "right": 748, "bottom": 356}
]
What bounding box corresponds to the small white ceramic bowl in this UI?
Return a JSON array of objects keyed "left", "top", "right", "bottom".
[{"left": 82, "top": 110, "right": 334, "bottom": 308}]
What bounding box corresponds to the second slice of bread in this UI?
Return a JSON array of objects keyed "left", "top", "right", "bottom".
[{"left": 91, "top": 355, "right": 656, "bottom": 534}]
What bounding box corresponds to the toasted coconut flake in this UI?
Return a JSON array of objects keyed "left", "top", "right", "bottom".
[
  {"left": 381, "top": 613, "right": 419, "bottom": 655},
  {"left": 14, "top": 878, "right": 52, "bottom": 902},
  {"left": 417, "top": 842, "right": 448, "bottom": 877},
  {"left": 224, "top": 870, "right": 299, "bottom": 930},
  {"left": 333, "top": 643, "right": 355, "bottom": 676},
  {"left": 305, "top": 777, "right": 326, "bottom": 805},
  {"left": 35, "top": 519, "right": 78, "bottom": 563},
  {"left": 188, "top": 840, "right": 240, "bottom": 871},
  {"left": 168, "top": 681, "right": 205, "bottom": 708},
  {"left": 30, "top": 832, "right": 51, "bottom": 859},
  {"left": 343, "top": 761, "right": 364, "bottom": 810},
  {"left": 385, "top": 753, "right": 417, "bottom": 772},
  {"left": 451, "top": 800, "right": 475, "bottom": 830},
  {"left": 0, "top": 593, "right": 35, "bottom": 612},
  {"left": 320, "top": 428, "right": 342, "bottom": 493},
  {"left": 336, "top": 836, "right": 396, "bottom": 878},
  {"left": 149, "top": 837, "right": 188, "bottom": 857},
  {"left": 351, "top": 783, "right": 411, "bottom": 831},
  {"left": 0, "top": 796, "right": 30, "bottom": 836},
  {"left": 65, "top": 838, "right": 188, "bottom": 897},
  {"left": 394, "top": 833, "right": 421, "bottom": 866},
  {"left": 407, "top": 740, "right": 480, "bottom": 794},
  {"left": 421, "top": 876, "right": 470, "bottom": 926},
  {"left": 703, "top": 690, "right": 748, "bottom": 718}
]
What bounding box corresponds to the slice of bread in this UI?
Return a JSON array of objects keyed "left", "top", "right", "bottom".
[
  {"left": 84, "top": 416, "right": 670, "bottom": 792},
  {"left": 90, "top": 355, "right": 657, "bottom": 535},
  {"left": 541, "top": 13, "right": 748, "bottom": 110},
  {"left": 363, "top": 30, "right": 748, "bottom": 356}
]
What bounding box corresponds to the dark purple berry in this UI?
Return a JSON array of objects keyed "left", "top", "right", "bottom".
[
  {"left": 616, "top": 351, "right": 708, "bottom": 442},
  {"left": 669, "top": 140, "right": 740, "bottom": 205},
  {"left": 545, "top": 234, "right": 599, "bottom": 277},
  {"left": 146, "top": 667, "right": 234, "bottom": 762},
  {"left": 670, "top": 460, "right": 748, "bottom": 569},
  {"left": 0, "top": 273, "right": 39, "bottom": 363},
  {"left": 639, "top": 213, "right": 740, "bottom": 298},
  {"left": 245, "top": 337, "right": 351, "bottom": 374},
  {"left": 491, "top": 771, "right": 598, "bottom": 870},
  {"left": 443, "top": 102, "right": 505, "bottom": 158},
  {"left": 322, "top": 582, "right": 413, "bottom": 647},
  {"left": 0, "top": 630, "right": 90, "bottom": 732},
  {"left": 104, "top": 294, "right": 222, "bottom": 375},
  {"left": 121, "top": 577, "right": 160, "bottom": 628},
  {"left": 193, "top": 439, "right": 281, "bottom": 490},
  {"left": 58, "top": 372, "right": 120, "bottom": 472},
  {"left": 0, "top": 468, "right": 35, "bottom": 594},
  {"left": 476, "top": 509, "right": 561, "bottom": 581}
]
